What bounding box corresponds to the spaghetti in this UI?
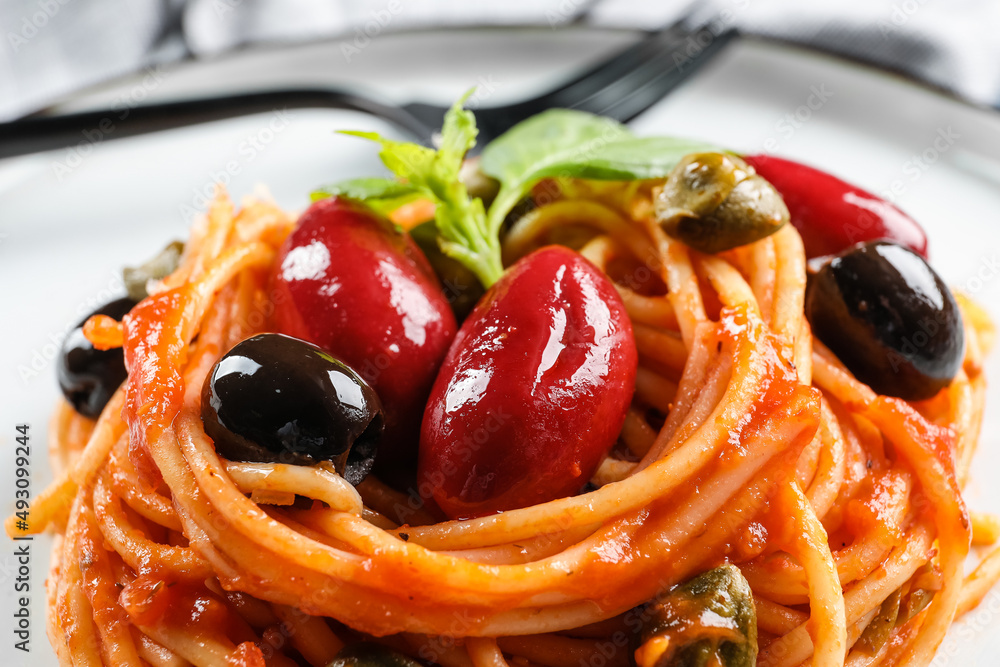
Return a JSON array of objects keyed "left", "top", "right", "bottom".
[{"left": 8, "top": 172, "right": 998, "bottom": 667}]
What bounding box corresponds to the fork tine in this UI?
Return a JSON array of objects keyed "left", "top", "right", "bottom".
[
  {"left": 406, "top": 25, "right": 708, "bottom": 139},
  {"left": 469, "top": 24, "right": 737, "bottom": 146},
  {"left": 567, "top": 27, "right": 738, "bottom": 122},
  {"left": 522, "top": 25, "right": 694, "bottom": 107},
  {"left": 532, "top": 24, "right": 720, "bottom": 110}
]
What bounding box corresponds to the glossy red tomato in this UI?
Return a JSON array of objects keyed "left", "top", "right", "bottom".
[
  {"left": 743, "top": 154, "right": 928, "bottom": 259},
  {"left": 270, "top": 197, "right": 457, "bottom": 467},
  {"left": 418, "top": 245, "right": 638, "bottom": 519}
]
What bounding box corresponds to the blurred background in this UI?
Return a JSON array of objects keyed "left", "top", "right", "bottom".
[{"left": 2, "top": 0, "right": 1000, "bottom": 119}]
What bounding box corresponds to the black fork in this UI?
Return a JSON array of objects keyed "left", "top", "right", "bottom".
[{"left": 0, "top": 24, "right": 736, "bottom": 159}]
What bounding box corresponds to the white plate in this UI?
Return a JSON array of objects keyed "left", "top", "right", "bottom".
[{"left": 2, "top": 28, "right": 1000, "bottom": 666}]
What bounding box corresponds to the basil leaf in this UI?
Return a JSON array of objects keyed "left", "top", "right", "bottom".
[
  {"left": 311, "top": 177, "right": 424, "bottom": 215},
  {"left": 479, "top": 109, "right": 632, "bottom": 184},
  {"left": 570, "top": 136, "right": 723, "bottom": 180},
  {"left": 480, "top": 109, "right": 718, "bottom": 231},
  {"left": 480, "top": 110, "right": 630, "bottom": 231}
]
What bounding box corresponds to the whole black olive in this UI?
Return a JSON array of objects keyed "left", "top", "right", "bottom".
[
  {"left": 326, "top": 643, "right": 424, "bottom": 667},
  {"left": 202, "top": 333, "right": 384, "bottom": 484},
  {"left": 806, "top": 241, "right": 964, "bottom": 401},
  {"left": 58, "top": 296, "right": 138, "bottom": 418}
]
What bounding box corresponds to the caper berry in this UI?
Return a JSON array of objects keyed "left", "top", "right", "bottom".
[
  {"left": 806, "top": 241, "right": 964, "bottom": 400},
  {"left": 201, "top": 333, "right": 384, "bottom": 484},
  {"left": 655, "top": 152, "right": 788, "bottom": 254},
  {"left": 58, "top": 297, "right": 137, "bottom": 418}
]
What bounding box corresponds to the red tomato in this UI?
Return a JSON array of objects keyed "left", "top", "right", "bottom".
[
  {"left": 744, "top": 154, "right": 929, "bottom": 259},
  {"left": 419, "top": 245, "right": 638, "bottom": 519},
  {"left": 270, "top": 197, "right": 457, "bottom": 467}
]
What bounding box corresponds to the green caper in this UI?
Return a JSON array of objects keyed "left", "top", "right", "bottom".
[
  {"left": 634, "top": 564, "right": 757, "bottom": 667},
  {"left": 123, "top": 240, "right": 185, "bottom": 301},
  {"left": 327, "top": 643, "right": 424, "bottom": 667},
  {"left": 655, "top": 153, "right": 788, "bottom": 254}
]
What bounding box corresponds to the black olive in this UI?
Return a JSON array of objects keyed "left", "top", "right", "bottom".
[
  {"left": 806, "top": 241, "right": 964, "bottom": 401},
  {"left": 326, "top": 643, "right": 424, "bottom": 667},
  {"left": 58, "top": 297, "right": 137, "bottom": 418},
  {"left": 202, "top": 333, "right": 384, "bottom": 484}
]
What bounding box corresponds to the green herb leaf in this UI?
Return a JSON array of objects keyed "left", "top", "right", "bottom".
[
  {"left": 480, "top": 110, "right": 629, "bottom": 233},
  {"left": 568, "top": 136, "right": 726, "bottom": 179},
  {"left": 329, "top": 100, "right": 722, "bottom": 290},
  {"left": 311, "top": 177, "right": 424, "bottom": 215},
  {"left": 338, "top": 92, "right": 504, "bottom": 287},
  {"left": 479, "top": 109, "right": 718, "bottom": 234}
]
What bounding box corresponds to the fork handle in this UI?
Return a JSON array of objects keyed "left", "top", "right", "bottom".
[{"left": 0, "top": 89, "right": 436, "bottom": 160}]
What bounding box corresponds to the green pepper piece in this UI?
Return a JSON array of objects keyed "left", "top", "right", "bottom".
[
  {"left": 899, "top": 587, "right": 934, "bottom": 625},
  {"left": 326, "top": 643, "right": 424, "bottom": 667},
  {"left": 123, "top": 240, "right": 185, "bottom": 301},
  {"left": 857, "top": 588, "right": 902, "bottom": 655},
  {"left": 635, "top": 564, "right": 757, "bottom": 667}
]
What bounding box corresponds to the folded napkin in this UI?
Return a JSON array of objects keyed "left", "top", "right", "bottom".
[{"left": 1, "top": 0, "right": 998, "bottom": 121}]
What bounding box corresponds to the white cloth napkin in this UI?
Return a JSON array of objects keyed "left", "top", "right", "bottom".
[{"left": 1, "top": 0, "right": 999, "bottom": 121}]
